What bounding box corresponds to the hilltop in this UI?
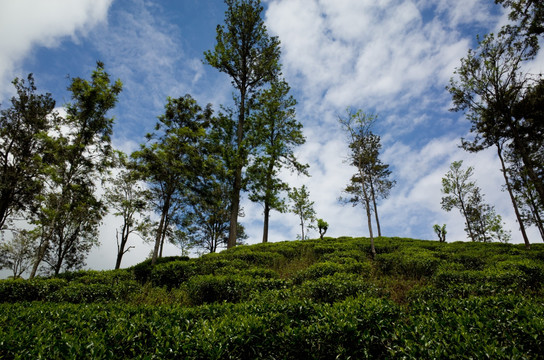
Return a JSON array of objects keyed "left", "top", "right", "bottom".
[{"left": 1, "top": 236, "right": 543, "bottom": 358}]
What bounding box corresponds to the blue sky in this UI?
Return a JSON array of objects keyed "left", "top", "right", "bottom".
[{"left": 1, "top": 0, "right": 543, "bottom": 272}]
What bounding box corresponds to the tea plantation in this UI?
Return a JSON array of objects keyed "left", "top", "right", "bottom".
[{"left": 1, "top": 237, "right": 544, "bottom": 359}]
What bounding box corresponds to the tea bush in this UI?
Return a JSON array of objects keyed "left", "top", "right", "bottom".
[
  {"left": 0, "top": 278, "right": 67, "bottom": 302},
  {"left": 150, "top": 260, "right": 196, "bottom": 289},
  {"left": 376, "top": 247, "right": 443, "bottom": 278}
]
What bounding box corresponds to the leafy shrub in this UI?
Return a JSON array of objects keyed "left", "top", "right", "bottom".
[
  {"left": 496, "top": 258, "right": 544, "bottom": 289},
  {"left": 376, "top": 248, "right": 442, "bottom": 278},
  {"left": 150, "top": 260, "right": 196, "bottom": 289},
  {"left": 223, "top": 249, "right": 285, "bottom": 267},
  {"left": 299, "top": 273, "right": 377, "bottom": 303},
  {"left": 185, "top": 274, "right": 252, "bottom": 304},
  {"left": 131, "top": 256, "right": 189, "bottom": 284},
  {"left": 193, "top": 257, "right": 249, "bottom": 275},
  {"left": 49, "top": 281, "right": 139, "bottom": 303},
  {"left": 293, "top": 260, "right": 369, "bottom": 284},
  {"left": 0, "top": 278, "right": 67, "bottom": 302},
  {"left": 239, "top": 267, "right": 280, "bottom": 279}
]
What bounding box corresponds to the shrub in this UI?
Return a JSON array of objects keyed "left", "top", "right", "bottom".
[
  {"left": 193, "top": 257, "right": 249, "bottom": 275},
  {"left": 150, "top": 261, "right": 196, "bottom": 289},
  {"left": 293, "top": 260, "right": 369, "bottom": 284},
  {"left": 0, "top": 278, "right": 67, "bottom": 302},
  {"left": 299, "top": 273, "right": 377, "bottom": 303},
  {"left": 49, "top": 281, "right": 139, "bottom": 303},
  {"left": 185, "top": 274, "right": 252, "bottom": 305},
  {"left": 131, "top": 256, "right": 189, "bottom": 284},
  {"left": 376, "top": 248, "right": 442, "bottom": 278}
]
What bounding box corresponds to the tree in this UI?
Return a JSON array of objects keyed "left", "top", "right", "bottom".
[
  {"left": 132, "top": 95, "right": 212, "bottom": 265},
  {"left": 317, "top": 218, "right": 329, "bottom": 240},
  {"left": 339, "top": 109, "right": 392, "bottom": 257},
  {"left": 496, "top": 0, "right": 543, "bottom": 55},
  {"left": 29, "top": 62, "right": 122, "bottom": 277},
  {"left": 289, "top": 185, "right": 315, "bottom": 240},
  {"left": 0, "top": 74, "right": 55, "bottom": 231},
  {"left": 247, "top": 79, "right": 308, "bottom": 243},
  {"left": 105, "top": 153, "right": 150, "bottom": 269},
  {"left": 447, "top": 32, "right": 538, "bottom": 248},
  {"left": 433, "top": 224, "right": 447, "bottom": 242},
  {"left": 204, "top": 0, "right": 281, "bottom": 249},
  {"left": 0, "top": 229, "right": 38, "bottom": 278},
  {"left": 441, "top": 161, "right": 509, "bottom": 243}
]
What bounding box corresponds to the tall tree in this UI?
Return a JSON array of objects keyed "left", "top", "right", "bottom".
[
  {"left": 105, "top": 153, "right": 150, "bottom": 269},
  {"left": 247, "top": 79, "right": 308, "bottom": 243},
  {"left": 447, "top": 32, "right": 537, "bottom": 247},
  {"left": 441, "top": 161, "right": 510, "bottom": 243},
  {"left": 0, "top": 74, "right": 55, "bottom": 231},
  {"left": 339, "top": 109, "right": 392, "bottom": 257},
  {"left": 28, "top": 63, "right": 121, "bottom": 277},
  {"left": 29, "top": 62, "right": 122, "bottom": 277},
  {"left": 204, "top": 0, "right": 281, "bottom": 249},
  {"left": 132, "top": 95, "right": 212, "bottom": 265},
  {"left": 496, "top": 0, "right": 543, "bottom": 54},
  {"left": 288, "top": 185, "right": 316, "bottom": 240},
  {"left": 0, "top": 229, "right": 38, "bottom": 278}
]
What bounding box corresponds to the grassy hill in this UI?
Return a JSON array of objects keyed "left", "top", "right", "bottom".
[{"left": 1, "top": 236, "right": 544, "bottom": 359}]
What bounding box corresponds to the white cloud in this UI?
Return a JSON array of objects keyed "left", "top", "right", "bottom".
[{"left": 0, "top": 0, "right": 112, "bottom": 97}]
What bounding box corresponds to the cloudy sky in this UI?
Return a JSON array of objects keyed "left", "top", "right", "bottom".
[{"left": 1, "top": 0, "right": 543, "bottom": 273}]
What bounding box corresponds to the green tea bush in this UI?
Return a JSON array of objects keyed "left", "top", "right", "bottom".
[
  {"left": 0, "top": 278, "right": 67, "bottom": 302},
  {"left": 186, "top": 274, "right": 252, "bottom": 304},
  {"left": 49, "top": 281, "right": 139, "bottom": 303},
  {"left": 299, "top": 273, "right": 377, "bottom": 303},
  {"left": 376, "top": 248, "right": 442, "bottom": 278},
  {"left": 56, "top": 269, "right": 134, "bottom": 284},
  {"left": 131, "top": 256, "right": 189, "bottom": 284},
  {"left": 496, "top": 258, "right": 544, "bottom": 289},
  {"left": 193, "top": 257, "right": 249, "bottom": 275},
  {"left": 223, "top": 249, "right": 285, "bottom": 267},
  {"left": 150, "top": 260, "right": 196, "bottom": 289},
  {"left": 293, "top": 260, "right": 369, "bottom": 284},
  {"left": 433, "top": 265, "right": 531, "bottom": 293},
  {"left": 392, "top": 295, "right": 544, "bottom": 359},
  {"left": 321, "top": 249, "right": 367, "bottom": 263},
  {"left": 239, "top": 267, "right": 280, "bottom": 279}
]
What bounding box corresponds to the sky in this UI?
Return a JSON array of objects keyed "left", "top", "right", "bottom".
[{"left": 1, "top": 0, "right": 543, "bottom": 274}]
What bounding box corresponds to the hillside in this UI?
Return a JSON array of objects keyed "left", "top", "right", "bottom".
[{"left": 1, "top": 236, "right": 544, "bottom": 359}]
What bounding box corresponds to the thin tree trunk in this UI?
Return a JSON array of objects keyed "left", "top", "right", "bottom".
[
  {"left": 369, "top": 179, "right": 381, "bottom": 237},
  {"left": 152, "top": 195, "right": 170, "bottom": 265},
  {"left": 300, "top": 213, "right": 305, "bottom": 241},
  {"left": 159, "top": 214, "right": 169, "bottom": 258},
  {"left": 497, "top": 144, "right": 531, "bottom": 248},
  {"left": 358, "top": 169, "right": 375, "bottom": 257}
]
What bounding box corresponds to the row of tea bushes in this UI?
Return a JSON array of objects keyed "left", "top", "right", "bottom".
[{"left": 1, "top": 294, "right": 542, "bottom": 359}]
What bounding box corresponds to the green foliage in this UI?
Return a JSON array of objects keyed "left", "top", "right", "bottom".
[
  {"left": 0, "top": 74, "right": 55, "bottom": 230},
  {"left": 376, "top": 247, "right": 443, "bottom": 278},
  {"left": 2, "top": 237, "right": 544, "bottom": 358},
  {"left": 0, "top": 278, "right": 67, "bottom": 302},
  {"left": 131, "top": 255, "right": 189, "bottom": 284},
  {"left": 289, "top": 185, "right": 316, "bottom": 240}
]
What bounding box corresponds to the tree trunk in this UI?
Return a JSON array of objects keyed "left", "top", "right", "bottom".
[
  {"left": 358, "top": 169, "right": 375, "bottom": 257},
  {"left": 152, "top": 195, "right": 170, "bottom": 265},
  {"left": 369, "top": 179, "right": 381, "bottom": 237},
  {"left": 300, "top": 213, "right": 305, "bottom": 241},
  {"left": 228, "top": 88, "right": 246, "bottom": 249},
  {"left": 262, "top": 201, "right": 270, "bottom": 243},
  {"left": 497, "top": 144, "right": 531, "bottom": 248},
  {"left": 511, "top": 127, "right": 544, "bottom": 212}
]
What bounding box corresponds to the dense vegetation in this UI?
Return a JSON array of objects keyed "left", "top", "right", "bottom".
[{"left": 1, "top": 236, "right": 543, "bottom": 359}]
